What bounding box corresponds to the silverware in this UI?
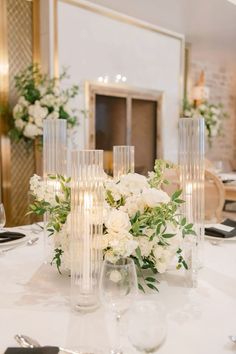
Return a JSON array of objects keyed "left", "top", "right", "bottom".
[
  {"left": 0, "top": 237, "right": 39, "bottom": 255},
  {"left": 229, "top": 335, "right": 236, "bottom": 343},
  {"left": 15, "top": 335, "right": 40, "bottom": 348},
  {"left": 14, "top": 334, "right": 94, "bottom": 354}
]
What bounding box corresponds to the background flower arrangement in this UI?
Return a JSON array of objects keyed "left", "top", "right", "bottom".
[
  {"left": 183, "top": 99, "right": 228, "bottom": 145},
  {"left": 29, "top": 160, "right": 194, "bottom": 291},
  {"left": 10, "top": 64, "right": 79, "bottom": 142}
]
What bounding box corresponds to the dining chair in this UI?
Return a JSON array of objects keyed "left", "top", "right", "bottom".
[
  {"left": 205, "top": 169, "right": 225, "bottom": 222},
  {"left": 162, "top": 165, "right": 225, "bottom": 223}
]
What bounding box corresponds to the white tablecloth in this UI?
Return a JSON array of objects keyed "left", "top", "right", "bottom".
[{"left": 1, "top": 225, "right": 236, "bottom": 354}]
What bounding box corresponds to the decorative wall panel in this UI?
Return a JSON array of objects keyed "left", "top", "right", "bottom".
[{"left": 6, "top": 0, "right": 35, "bottom": 225}]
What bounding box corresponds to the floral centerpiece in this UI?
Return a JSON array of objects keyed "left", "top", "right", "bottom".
[
  {"left": 183, "top": 99, "right": 227, "bottom": 145},
  {"left": 10, "top": 64, "right": 78, "bottom": 142},
  {"left": 29, "top": 160, "right": 194, "bottom": 291}
]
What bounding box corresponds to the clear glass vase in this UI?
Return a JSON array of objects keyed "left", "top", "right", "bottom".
[
  {"left": 113, "top": 145, "right": 135, "bottom": 178},
  {"left": 43, "top": 118, "right": 67, "bottom": 261},
  {"left": 178, "top": 117, "right": 205, "bottom": 287},
  {"left": 71, "top": 149, "right": 104, "bottom": 311}
]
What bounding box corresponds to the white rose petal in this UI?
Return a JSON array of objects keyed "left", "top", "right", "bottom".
[
  {"left": 142, "top": 188, "right": 170, "bottom": 208},
  {"left": 105, "top": 210, "right": 131, "bottom": 233}
]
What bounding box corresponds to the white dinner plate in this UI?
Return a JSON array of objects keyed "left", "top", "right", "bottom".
[
  {"left": 205, "top": 235, "right": 236, "bottom": 241},
  {"left": 0, "top": 234, "right": 30, "bottom": 249}
]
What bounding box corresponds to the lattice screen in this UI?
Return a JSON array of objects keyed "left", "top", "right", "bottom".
[{"left": 7, "top": 0, "right": 36, "bottom": 225}]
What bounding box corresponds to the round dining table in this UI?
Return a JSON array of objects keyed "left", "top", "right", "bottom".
[{"left": 0, "top": 224, "right": 236, "bottom": 354}]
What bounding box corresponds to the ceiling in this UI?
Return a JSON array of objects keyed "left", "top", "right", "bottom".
[{"left": 90, "top": 0, "right": 236, "bottom": 66}]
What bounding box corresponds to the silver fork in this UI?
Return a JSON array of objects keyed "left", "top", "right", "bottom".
[{"left": 0, "top": 237, "right": 38, "bottom": 256}]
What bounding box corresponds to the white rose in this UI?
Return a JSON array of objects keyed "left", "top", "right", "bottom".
[
  {"left": 15, "top": 118, "right": 26, "bottom": 131},
  {"left": 142, "top": 188, "right": 170, "bottom": 208},
  {"left": 119, "top": 173, "right": 149, "bottom": 195},
  {"left": 105, "top": 210, "right": 131, "bottom": 233},
  {"left": 23, "top": 122, "right": 40, "bottom": 138},
  {"left": 153, "top": 246, "right": 172, "bottom": 273}
]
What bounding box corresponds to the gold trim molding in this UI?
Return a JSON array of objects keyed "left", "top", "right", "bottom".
[{"left": 0, "top": 0, "right": 11, "bottom": 211}]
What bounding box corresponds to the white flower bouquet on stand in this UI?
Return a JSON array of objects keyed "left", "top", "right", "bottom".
[
  {"left": 10, "top": 64, "right": 78, "bottom": 143},
  {"left": 183, "top": 99, "right": 228, "bottom": 146},
  {"left": 29, "top": 160, "right": 194, "bottom": 291}
]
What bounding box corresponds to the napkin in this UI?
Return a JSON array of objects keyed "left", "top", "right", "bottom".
[
  {"left": 205, "top": 218, "right": 236, "bottom": 238},
  {"left": 0, "top": 231, "right": 25, "bottom": 243},
  {"left": 5, "top": 348, "right": 59, "bottom": 354}
]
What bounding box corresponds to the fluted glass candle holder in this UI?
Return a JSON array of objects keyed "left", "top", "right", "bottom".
[
  {"left": 71, "top": 150, "right": 104, "bottom": 311},
  {"left": 178, "top": 117, "right": 205, "bottom": 287},
  {"left": 43, "top": 118, "right": 67, "bottom": 260},
  {"left": 113, "top": 145, "right": 135, "bottom": 178}
]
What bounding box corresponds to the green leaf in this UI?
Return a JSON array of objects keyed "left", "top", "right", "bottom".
[
  {"left": 146, "top": 283, "right": 159, "bottom": 292},
  {"left": 145, "top": 277, "right": 156, "bottom": 283},
  {"left": 181, "top": 217, "right": 186, "bottom": 226},
  {"left": 138, "top": 283, "right": 145, "bottom": 293},
  {"left": 171, "top": 189, "right": 182, "bottom": 201},
  {"left": 162, "top": 233, "right": 175, "bottom": 238}
]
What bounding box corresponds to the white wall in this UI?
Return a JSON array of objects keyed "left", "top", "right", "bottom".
[{"left": 42, "top": 0, "right": 184, "bottom": 162}]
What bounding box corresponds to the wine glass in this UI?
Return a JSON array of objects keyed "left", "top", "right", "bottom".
[
  {"left": 127, "top": 299, "right": 167, "bottom": 353},
  {"left": 99, "top": 258, "right": 138, "bottom": 354},
  {"left": 0, "top": 203, "right": 6, "bottom": 230}
]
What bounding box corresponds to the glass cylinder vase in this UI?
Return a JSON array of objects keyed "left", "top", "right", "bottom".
[
  {"left": 43, "top": 118, "right": 67, "bottom": 261},
  {"left": 71, "top": 149, "right": 104, "bottom": 312},
  {"left": 178, "top": 117, "right": 205, "bottom": 287},
  {"left": 113, "top": 145, "right": 135, "bottom": 178}
]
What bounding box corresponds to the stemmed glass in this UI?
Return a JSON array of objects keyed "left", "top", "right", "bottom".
[
  {"left": 0, "top": 203, "right": 6, "bottom": 231},
  {"left": 99, "top": 258, "right": 138, "bottom": 354},
  {"left": 127, "top": 299, "right": 167, "bottom": 353}
]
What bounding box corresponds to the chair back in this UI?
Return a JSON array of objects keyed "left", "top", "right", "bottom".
[{"left": 205, "top": 169, "right": 225, "bottom": 222}]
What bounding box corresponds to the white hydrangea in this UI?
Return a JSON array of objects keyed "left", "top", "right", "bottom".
[
  {"left": 120, "top": 194, "right": 145, "bottom": 217},
  {"left": 40, "top": 94, "right": 57, "bottom": 107},
  {"left": 18, "top": 96, "right": 29, "bottom": 107},
  {"left": 28, "top": 101, "right": 48, "bottom": 120},
  {"left": 24, "top": 123, "right": 41, "bottom": 139},
  {"left": 13, "top": 104, "right": 24, "bottom": 119},
  {"left": 104, "top": 230, "right": 138, "bottom": 259},
  {"left": 15, "top": 118, "right": 26, "bottom": 131},
  {"left": 47, "top": 111, "right": 59, "bottom": 120},
  {"left": 153, "top": 246, "right": 172, "bottom": 273},
  {"left": 138, "top": 236, "right": 154, "bottom": 257}
]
